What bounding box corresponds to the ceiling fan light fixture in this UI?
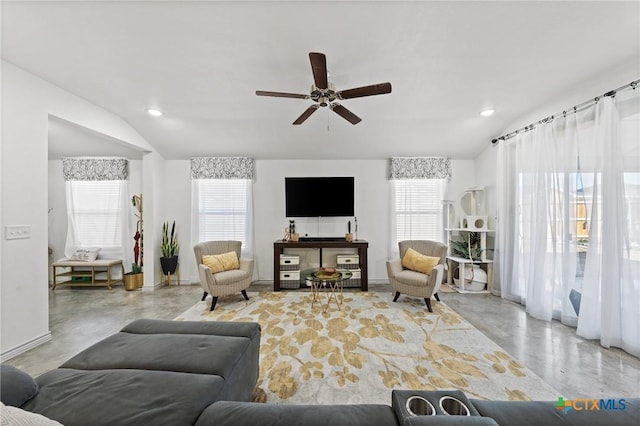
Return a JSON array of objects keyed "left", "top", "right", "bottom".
[
  {"left": 146, "top": 108, "right": 163, "bottom": 117},
  {"left": 480, "top": 108, "right": 495, "bottom": 117}
]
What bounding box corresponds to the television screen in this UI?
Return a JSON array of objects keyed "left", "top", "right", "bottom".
[{"left": 285, "top": 177, "right": 354, "bottom": 217}]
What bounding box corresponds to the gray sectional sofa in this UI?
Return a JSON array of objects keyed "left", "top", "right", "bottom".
[
  {"left": 2, "top": 319, "right": 639, "bottom": 426},
  {"left": 2, "top": 319, "right": 261, "bottom": 425},
  {"left": 195, "top": 389, "right": 640, "bottom": 426}
]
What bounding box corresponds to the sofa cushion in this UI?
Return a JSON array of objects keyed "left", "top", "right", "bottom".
[
  {"left": 404, "top": 417, "right": 498, "bottom": 425},
  {"left": 402, "top": 248, "right": 440, "bottom": 275},
  {"left": 470, "top": 398, "right": 640, "bottom": 426},
  {"left": 61, "top": 332, "right": 251, "bottom": 378},
  {"left": 120, "top": 319, "right": 260, "bottom": 341},
  {"left": 61, "top": 320, "right": 261, "bottom": 402},
  {"left": 195, "top": 401, "right": 400, "bottom": 426},
  {"left": 23, "top": 368, "right": 225, "bottom": 426},
  {"left": 0, "top": 364, "right": 39, "bottom": 407}
]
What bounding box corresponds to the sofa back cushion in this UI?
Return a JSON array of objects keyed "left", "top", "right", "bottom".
[
  {"left": 195, "top": 401, "right": 400, "bottom": 426},
  {"left": 0, "top": 365, "right": 39, "bottom": 407}
]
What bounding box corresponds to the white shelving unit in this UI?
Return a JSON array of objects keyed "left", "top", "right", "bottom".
[
  {"left": 443, "top": 191, "right": 494, "bottom": 293},
  {"left": 445, "top": 228, "right": 494, "bottom": 293}
]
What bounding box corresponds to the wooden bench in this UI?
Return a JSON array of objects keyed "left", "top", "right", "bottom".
[{"left": 51, "top": 259, "right": 125, "bottom": 290}]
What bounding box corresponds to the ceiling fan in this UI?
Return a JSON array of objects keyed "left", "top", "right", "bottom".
[{"left": 256, "top": 52, "right": 392, "bottom": 125}]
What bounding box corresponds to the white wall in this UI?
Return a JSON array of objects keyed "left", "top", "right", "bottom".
[
  {"left": 163, "top": 161, "right": 192, "bottom": 283},
  {"left": 1, "top": 62, "right": 153, "bottom": 357},
  {"left": 165, "top": 159, "right": 475, "bottom": 285},
  {"left": 142, "top": 152, "right": 166, "bottom": 289}
]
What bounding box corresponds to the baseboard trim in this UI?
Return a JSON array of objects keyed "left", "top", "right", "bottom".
[{"left": 1, "top": 331, "right": 52, "bottom": 361}]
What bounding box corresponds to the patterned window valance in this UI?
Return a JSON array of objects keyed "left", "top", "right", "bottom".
[
  {"left": 190, "top": 157, "right": 255, "bottom": 179},
  {"left": 388, "top": 157, "right": 451, "bottom": 180},
  {"left": 62, "top": 157, "right": 128, "bottom": 181}
]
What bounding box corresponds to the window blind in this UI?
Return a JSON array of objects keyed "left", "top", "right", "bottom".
[
  {"left": 393, "top": 179, "right": 444, "bottom": 244},
  {"left": 196, "top": 179, "right": 251, "bottom": 245},
  {"left": 67, "top": 180, "right": 123, "bottom": 248}
]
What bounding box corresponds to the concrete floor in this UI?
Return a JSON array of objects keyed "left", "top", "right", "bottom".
[{"left": 5, "top": 282, "right": 640, "bottom": 399}]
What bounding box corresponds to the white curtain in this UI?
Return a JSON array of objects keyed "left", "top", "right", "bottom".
[
  {"left": 64, "top": 180, "right": 133, "bottom": 270},
  {"left": 497, "top": 88, "right": 640, "bottom": 356}
]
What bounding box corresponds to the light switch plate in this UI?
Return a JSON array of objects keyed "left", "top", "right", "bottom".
[{"left": 5, "top": 225, "right": 31, "bottom": 240}]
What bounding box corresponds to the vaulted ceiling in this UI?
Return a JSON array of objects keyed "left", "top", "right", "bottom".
[{"left": 3, "top": 1, "right": 639, "bottom": 160}]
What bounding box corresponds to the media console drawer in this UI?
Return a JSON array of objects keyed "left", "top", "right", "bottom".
[
  {"left": 337, "top": 254, "right": 359, "bottom": 270},
  {"left": 280, "top": 255, "right": 300, "bottom": 271}
]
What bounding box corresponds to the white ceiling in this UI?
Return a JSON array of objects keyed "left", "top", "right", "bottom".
[
  {"left": 48, "top": 116, "right": 146, "bottom": 160},
  {"left": 3, "top": 1, "right": 639, "bottom": 160}
]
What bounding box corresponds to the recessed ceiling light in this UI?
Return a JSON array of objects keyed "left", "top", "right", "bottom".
[
  {"left": 480, "top": 109, "right": 495, "bottom": 117},
  {"left": 147, "top": 108, "right": 163, "bottom": 117}
]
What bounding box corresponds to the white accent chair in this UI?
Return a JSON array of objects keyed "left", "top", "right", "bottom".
[
  {"left": 193, "top": 241, "right": 254, "bottom": 311},
  {"left": 386, "top": 240, "right": 447, "bottom": 312}
]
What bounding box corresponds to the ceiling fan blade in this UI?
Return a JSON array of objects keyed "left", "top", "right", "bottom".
[
  {"left": 309, "top": 52, "right": 328, "bottom": 90},
  {"left": 256, "top": 90, "right": 309, "bottom": 99},
  {"left": 337, "top": 82, "right": 392, "bottom": 100},
  {"left": 331, "top": 104, "right": 362, "bottom": 125},
  {"left": 293, "top": 105, "right": 320, "bottom": 125}
]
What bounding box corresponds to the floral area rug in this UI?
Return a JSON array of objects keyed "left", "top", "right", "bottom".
[{"left": 176, "top": 291, "right": 559, "bottom": 404}]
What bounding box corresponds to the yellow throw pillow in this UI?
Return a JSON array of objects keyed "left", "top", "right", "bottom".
[
  {"left": 401, "top": 247, "right": 440, "bottom": 275},
  {"left": 203, "top": 251, "right": 240, "bottom": 274}
]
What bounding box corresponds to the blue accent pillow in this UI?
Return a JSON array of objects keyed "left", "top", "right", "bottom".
[{"left": 0, "top": 365, "right": 39, "bottom": 407}]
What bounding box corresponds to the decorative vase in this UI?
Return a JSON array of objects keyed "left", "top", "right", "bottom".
[{"left": 160, "top": 256, "right": 179, "bottom": 275}]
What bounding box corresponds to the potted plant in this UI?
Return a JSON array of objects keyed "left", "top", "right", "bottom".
[
  {"left": 450, "top": 231, "right": 483, "bottom": 261},
  {"left": 450, "top": 231, "right": 487, "bottom": 290},
  {"left": 160, "top": 220, "right": 179, "bottom": 275},
  {"left": 123, "top": 262, "right": 143, "bottom": 291}
]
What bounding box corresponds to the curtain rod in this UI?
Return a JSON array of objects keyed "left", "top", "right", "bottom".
[{"left": 491, "top": 79, "right": 639, "bottom": 145}]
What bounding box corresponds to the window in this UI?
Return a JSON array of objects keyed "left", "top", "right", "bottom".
[
  {"left": 65, "top": 180, "right": 128, "bottom": 260},
  {"left": 392, "top": 179, "right": 446, "bottom": 246},
  {"left": 192, "top": 179, "right": 253, "bottom": 255}
]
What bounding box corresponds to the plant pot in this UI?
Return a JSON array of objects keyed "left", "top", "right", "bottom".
[
  {"left": 137, "top": 272, "right": 144, "bottom": 288},
  {"left": 160, "top": 256, "right": 179, "bottom": 275},
  {"left": 123, "top": 273, "right": 140, "bottom": 291}
]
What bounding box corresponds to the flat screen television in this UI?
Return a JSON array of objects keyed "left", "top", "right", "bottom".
[{"left": 285, "top": 177, "right": 354, "bottom": 217}]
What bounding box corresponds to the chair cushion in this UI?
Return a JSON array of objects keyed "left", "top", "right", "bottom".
[
  {"left": 402, "top": 248, "right": 440, "bottom": 274},
  {"left": 203, "top": 251, "right": 239, "bottom": 273},
  {"left": 0, "top": 365, "right": 39, "bottom": 407},
  {"left": 394, "top": 269, "right": 430, "bottom": 287},
  {"left": 213, "top": 269, "right": 250, "bottom": 286}
]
